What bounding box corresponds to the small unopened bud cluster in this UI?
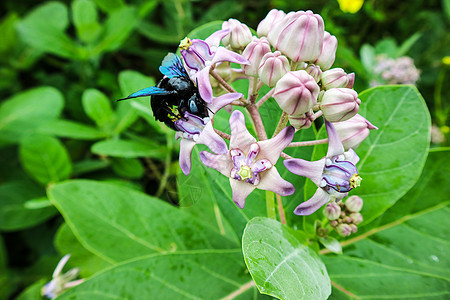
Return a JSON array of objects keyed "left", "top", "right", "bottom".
[{"left": 324, "top": 195, "right": 363, "bottom": 237}]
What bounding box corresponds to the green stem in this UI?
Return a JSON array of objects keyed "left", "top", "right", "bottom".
[
  {"left": 434, "top": 68, "right": 446, "bottom": 126},
  {"left": 266, "top": 191, "right": 276, "bottom": 219},
  {"left": 156, "top": 133, "right": 174, "bottom": 197},
  {"left": 276, "top": 194, "right": 286, "bottom": 225}
]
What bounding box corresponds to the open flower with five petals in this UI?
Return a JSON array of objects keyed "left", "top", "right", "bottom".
[
  {"left": 199, "top": 110, "right": 295, "bottom": 209},
  {"left": 176, "top": 93, "right": 243, "bottom": 175},
  {"left": 284, "top": 120, "right": 362, "bottom": 215},
  {"left": 179, "top": 30, "right": 249, "bottom": 104}
]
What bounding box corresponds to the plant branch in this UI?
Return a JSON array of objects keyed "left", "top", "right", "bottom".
[
  {"left": 287, "top": 138, "right": 329, "bottom": 147},
  {"left": 273, "top": 111, "right": 289, "bottom": 137},
  {"left": 210, "top": 69, "right": 247, "bottom": 104},
  {"left": 276, "top": 194, "right": 286, "bottom": 225},
  {"left": 256, "top": 88, "right": 275, "bottom": 108},
  {"left": 214, "top": 128, "right": 231, "bottom": 140},
  {"left": 247, "top": 104, "right": 267, "bottom": 140}
]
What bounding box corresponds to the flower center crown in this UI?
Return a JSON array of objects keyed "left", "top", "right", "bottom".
[
  {"left": 179, "top": 37, "right": 192, "bottom": 50},
  {"left": 230, "top": 143, "right": 272, "bottom": 186}
]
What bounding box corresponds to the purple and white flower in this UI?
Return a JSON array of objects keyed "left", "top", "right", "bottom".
[
  {"left": 284, "top": 120, "right": 362, "bottom": 215},
  {"left": 41, "top": 255, "right": 83, "bottom": 299},
  {"left": 179, "top": 31, "right": 249, "bottom": 103},
  {"left": 176, "top": 93, "right": 243, "bottom": 175},
  {"left": 199, "top": 110, "right": 295, "bottom": 209}
]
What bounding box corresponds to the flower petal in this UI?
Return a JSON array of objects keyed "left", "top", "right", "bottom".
[
  {"left": 258, "top": 126, "right": 295, "bottom": 163},
  {"left": 196, "top": 122, "right": 228, "bottom": 154},
  {"left": 284, "top": 158, "right": 326, "bottom": 186},
  {"left": 325, "top": 119, "right": 345, "bottom": 158},
  {"left": 344, "top": 148, "right": 360, "bottom": 165},
  {"left": 199, "top": 151, "right": 232, "bottom": 177},
  {"left": 230, "top": 178, "right": 255, "bottom": 208},
  {"left": 208, "top": 92, "right": 243, "bottom": 116},
  {"left": 229, "top": 110, "right": 256, "bottom": 150},
  {"left": 53, "top": 254, "right": 70, "bottom": 278},
  {"left": 257, "top": 167, "right": 295, "bottom": 196},
  {"left": 294, "top": 188, "right": 331, "bottom": 215},
  {"left": 212, "top": 47, "right": 250, "bottom": 65},
  {"left": 179, "top": 138, "right": 196, "bottom": 175},
  {"left": 195, "top": 67, "right": 213, "bottom": 103},
  {"left": 205, "top": 29, "right": 230, "bottom": 47}
]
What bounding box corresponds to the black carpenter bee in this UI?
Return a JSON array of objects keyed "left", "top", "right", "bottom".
[{"left": 118, "top": 53, "right": 208, "bottom": 131}]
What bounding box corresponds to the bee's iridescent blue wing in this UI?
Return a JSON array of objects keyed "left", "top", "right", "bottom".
[
  {"left": 117, "top": 86, "right": 172, "bottom": 101},
  {"left": 159, "top": 53, "right": 189, "bottom": 79}
]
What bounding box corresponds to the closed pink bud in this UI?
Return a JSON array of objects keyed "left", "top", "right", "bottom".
[
  {"left": 289, "top": 110, "right": 314, "bottom": 130},
  {"left": 257, "top": 9, "right": 286, "bottom": 37},
  {"left": 268, "top": 10, "right": 324, "bottom": 62},
  {"left": 345, "top": 195, "right": 363, "bottom": 212},
  {"left": 336, "top": 223, "right": 352, "bottom": 237},
  {"left": 242, "top": 37, "right": 271, "bottom": 76},
  {"left": 349, "top": 213, "right": 363, "bottom": 225},
  {"left": 258, "top": 51, "right": 290, "bottom": 87},
  {"left": 320, "top": 88, "right": 361, "bottom": 122},
  {"left": 314, "top": 31, "right": 338, "bottom": 70},
  {"left": 323, "top": 202, "right": 341, "bottom": 220},
  {"left": 305, "top": 64, "right": 322, "bottom": 83},
  {"left": 321, "top": 68, "right": 355, "bottom": 90},
  {"left": 274, "top": 70, "right": 320, "bottom": 116},
  {"left": 333, "top": 114, "right": 378, "bottom": 149},
  {"left": 222, "top": 19, "right": 252, "bottom": 50}
]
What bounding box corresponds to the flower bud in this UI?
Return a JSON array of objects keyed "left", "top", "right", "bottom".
[
  {"left": 320, "top": 88, "right": 361, "bottom": 122},
  {"left": 336, "top": 223, "right": 352, "bottom": 237},
  {"left": 268, "top": 10, "right": 324, "bottom": 62},
  {"left": 305, "top": 64, "right": 322, "bottom": 83},
  {"left": 349, "top": 212, "right": 363, "bottom": 225},
  {"left": 333, "top": 114, "right": 378, "bottom": 149},
  {"left": 330, "top": 220, "right": 338, "bottom": 227},
  {"left": 345, "top": 195, "right": 363, "bottom": 212},
  {"left": 289, "top": 110, "right": 314, "bottom": 130},
  {"left": 242, "top": 37, "right": 271, "bottom": 76},
  {"left": 274, "top": 70, "right": 320, "bottom": 116},
  {"left": 323, "top": 202, "right": 341, "bottom": 220},
  {"left": 321, "top": 68, "right": 355, "bottom": 90},
  {"left": 257, "top": 9, "right": 286, "bottom": 37},
  {"left": 349, "top": 224, "right": 358, "bottom": 233},
  {"left": 314, "top": 31, "right": 338, "bottom": 70},
  {"left": 258, "top": 51, "right": 290, "bottom": 87},
  {"left": 222, "top": 19, "right": 252, "bottom": 50}
]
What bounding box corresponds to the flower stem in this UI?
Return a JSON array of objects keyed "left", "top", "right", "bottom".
[
  {"left": 256, "top": 88, "right": 274, "bottom": 108},
  {"left": 287, "top": 138, "right": 329, "bottom": 147},
  {"left": 214, "top": 128, "right": 231, "bottom": 140},
  {"left": 266, "top": 191, "right": 276, "bottom": 220},
  {"left": 276, "top": 194, "right": 286, "bottom": 225},
  {"left": 210, "top": 69, "right": 247, "bottom": 104},
  {"left": 272, "top": 111, "right": 289, "bottom": 137},
  {"left": 247, "top": 104, "right": 268, "bottom": 140}
]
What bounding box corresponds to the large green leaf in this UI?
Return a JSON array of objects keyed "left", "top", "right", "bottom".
[
  {"left": 307, "top": 85, "right": 431, "bottom": 225},
  {"left": 20, "top": 135, "right": 72, "bottom": 185},
  {"left": 72, "top": 0, "right": 102, "bottom": 44},
  {"left": 91, "top": 138, "right": 165, "bottom": 159},
  {"left": 0, "top": 180, "right": 56, "bottom": 231},
  {"left": 0, "top": 87, "right": 64, "bottom": 145},
  {"left": 82, "top": 88, "right": 116, "bottom": 131},
  {"left": 58, "top": 250, "right": 268, "bottom": 300},
  {"left": 55, "top": 223, "right": 112, "bottom": 277},
  {"left": 48, "top": 180, "right": 239, "bottom": 263},
  {"left": 243, "top": 217, "right": 331, "bottom": 300},
  {"left": 16, "top": 2, "right": 80, "bottom": 59}
]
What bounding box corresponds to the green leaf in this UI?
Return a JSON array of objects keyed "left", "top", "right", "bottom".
[
  {"left": 360, "top": 43, "right": 376, "bottom": 72},
  {"left": 186, "top": 20, "right": 223, "bottom": 40},
  {"left": 14, "top": 279, "right": 47, "bottom": 300},
  {"left": 199, "top": 2, "right": 243, "bottom": 24},
  {"left": 55, "top": 223, "right": 112, "bottom": 277},
  {"left": 91, "top": 138, "right": 165, "bottom": 159},
  {"left": 137, "top": 21, "right": 183, "bottom": 44},
  {"left": 72, "top": 0, "right": 102, "bottom": 44},
  {"left": 0, "top": 180, "right": 56, "bottom": 231},
  {"left": 20, "top": 135, "right": 72, "bottom": 185},
  {"left": 58, "top": 250, "right": 266, "bottom": 300},
  {"left": 92, "top": 7, "right": 137, "bottom": 55},
  {"left": 243, "top": 217, "right": 331, "bottom": 300},
  {"left": 110, "top": 157, "right": 144, "bottom": 178},
  {"left": 374, "top": 38, "right": 398, "bottom": 57},
  {"left": 0, "top": 87, "right": 64, "bottom": 145},
  {"left": 92, "top": 0, "right": 124, "bottom": 13},
  {"left": 38, "top": 119, "right": 107, "bottom": 140},
  {"left": 82, "top": 88, "right": 116, "bottom": 131},
  {"left": 355, "top": 85, "right": 431, "bottom": 223},
  {"left": 16, "top": 2, "right": 80, "bottom": 59},
  {"left": 48, "top": 180, "right": 239, "bottom": 263},
  {"left": 72, "top": 159, "right": 110, "bottom": 176}
]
